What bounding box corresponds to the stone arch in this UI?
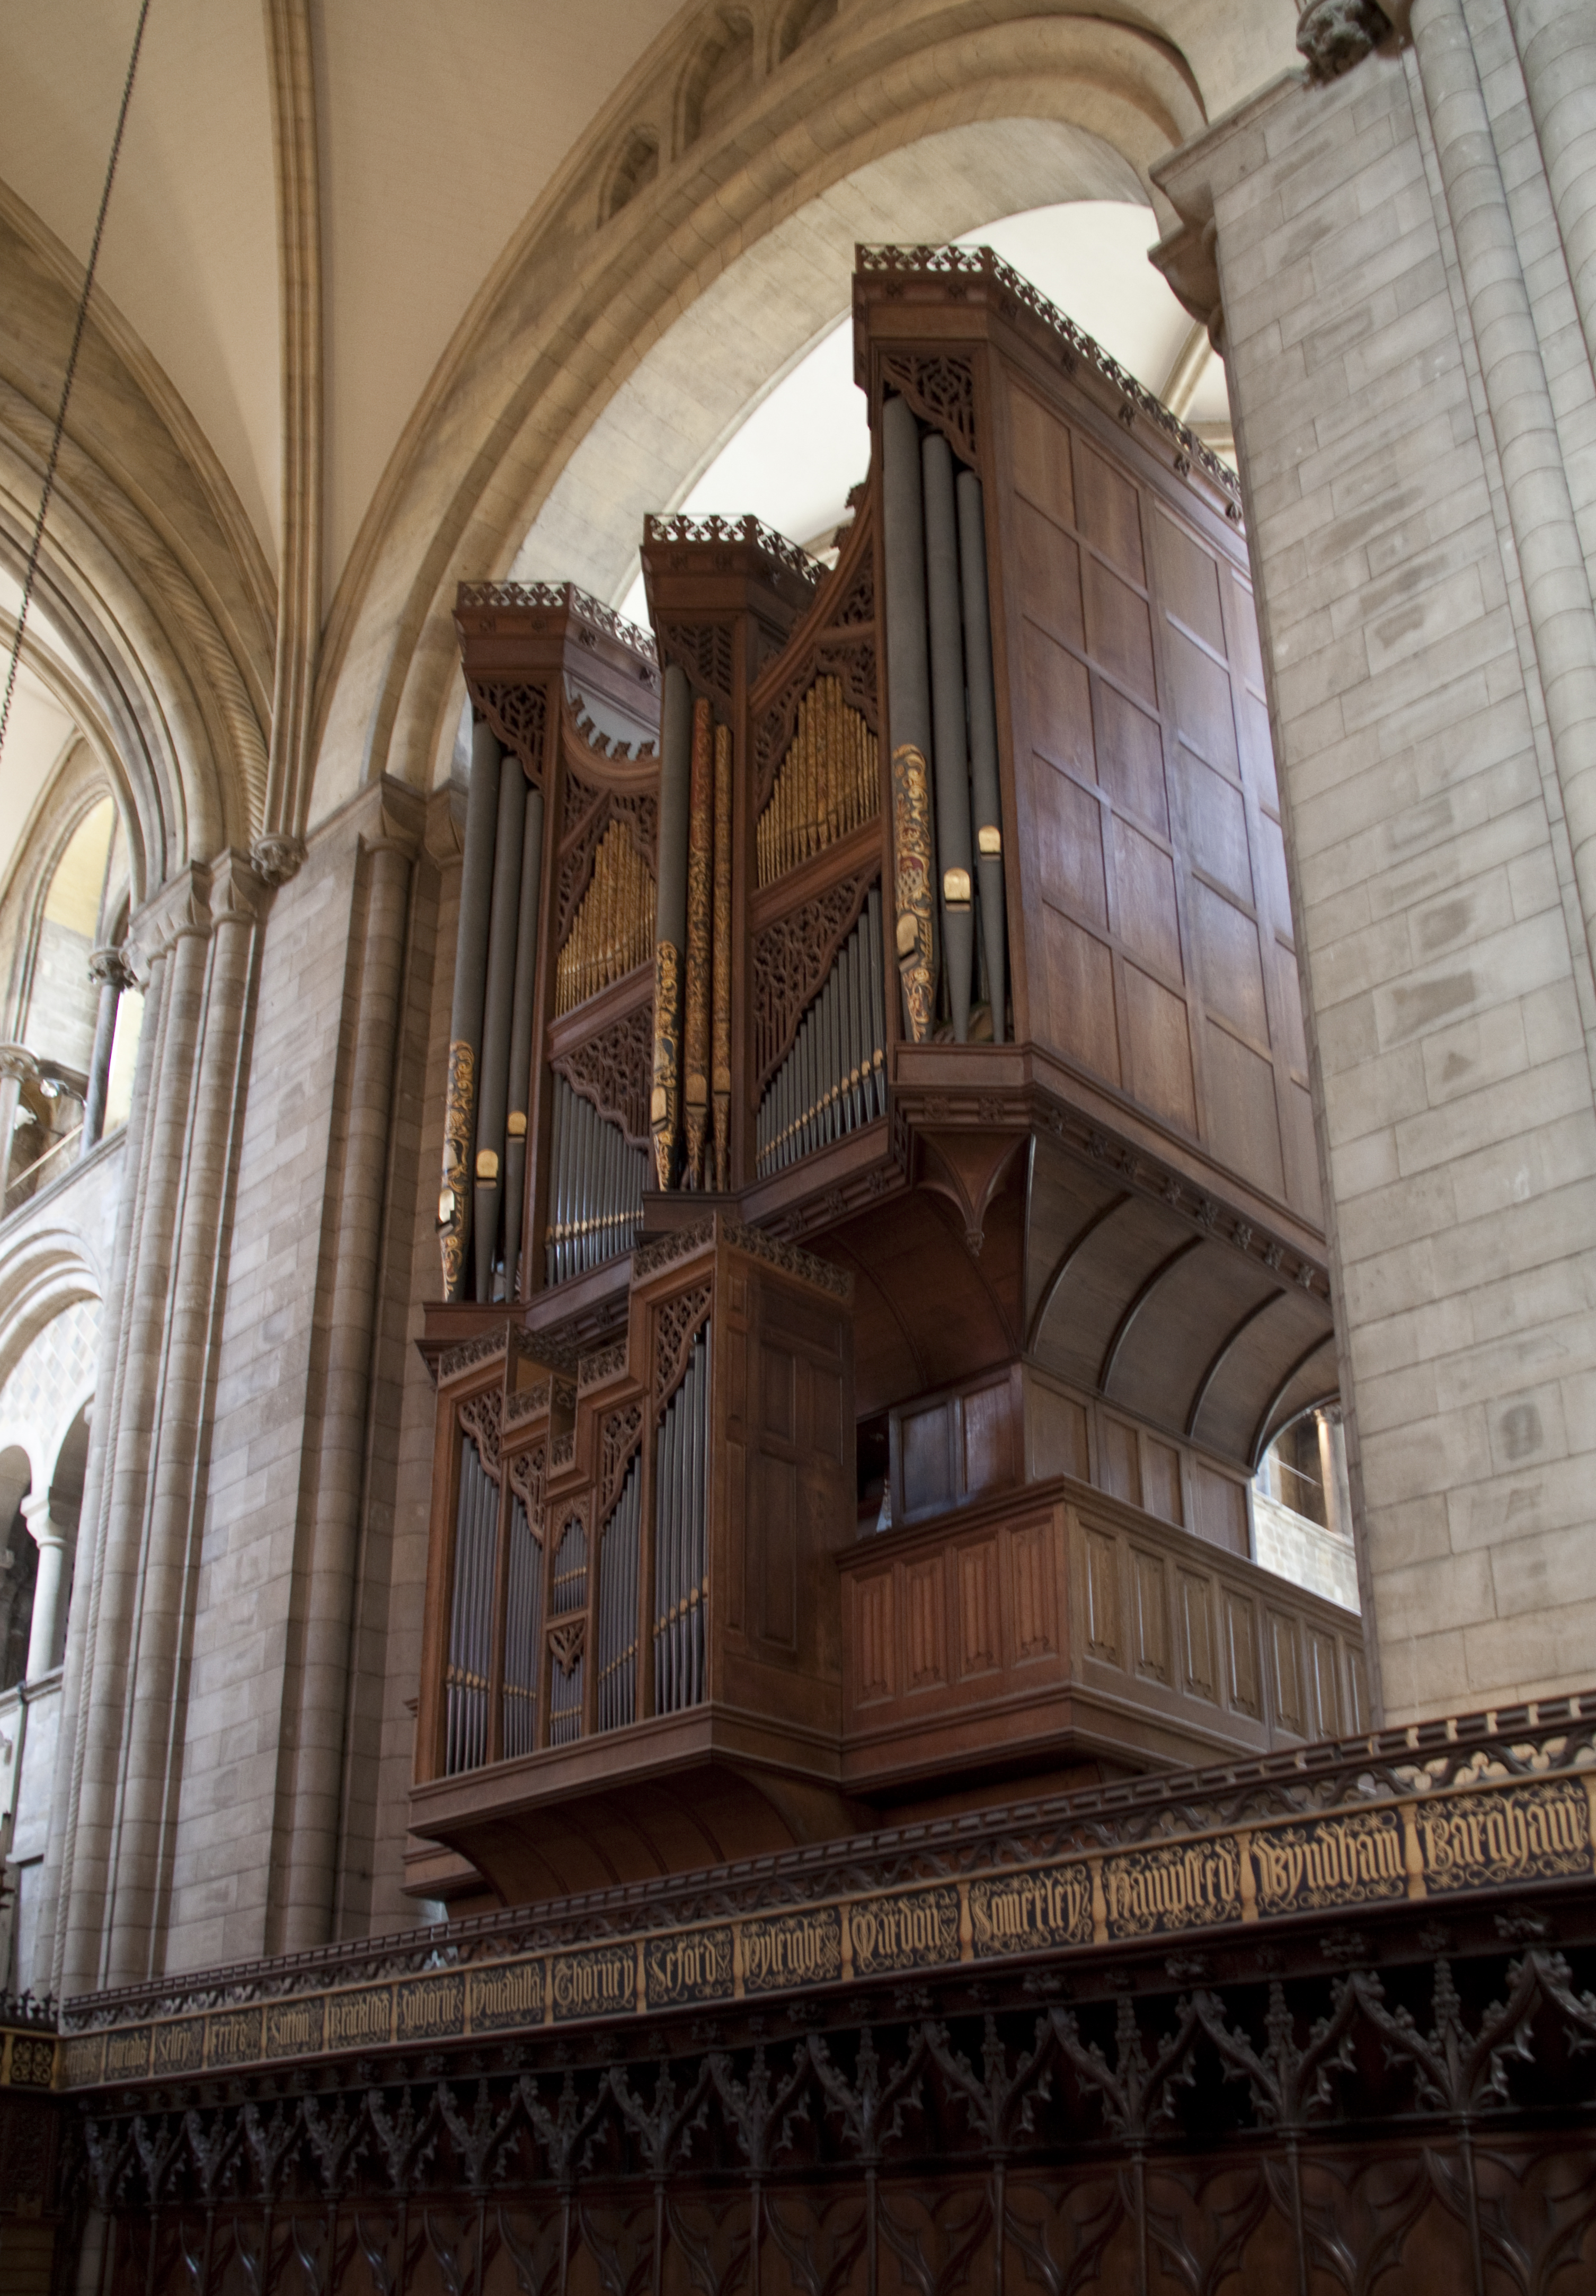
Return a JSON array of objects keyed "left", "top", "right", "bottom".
[
  {"left": 311, "top": 4, "right": 1207, "bottom": 824},
  {"left": 676, "top": 10, "right": 757, "bottom": 155},
  {"left": 0, "top": 1295, "right": 101, "bottom": 1499},
  {"left": 0, "top": 187, "right": 275, "bottom": 887},
  {"left": 601, "top": 128, "right": 662, "bottom": 222},
  {"left": 774, "top": 0, "right": 836, "bottom": 68}
]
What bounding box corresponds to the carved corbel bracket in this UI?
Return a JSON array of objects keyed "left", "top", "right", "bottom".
[
  {"left": 250, "top": 831, "right": 307, "bottom": 886},
  {"left": 917, "top": 1129, "right": 1028, "bottom": 1260},
  {"left": 1148, "top": 216, "right": 1224, "bottom": 355},
  {"left": 1297, "top": 0, "right": 1404, "bottom": 82}
]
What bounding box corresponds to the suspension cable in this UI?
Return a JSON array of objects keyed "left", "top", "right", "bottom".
[{"left": 0, "top": 0, "right": 154, "bottom": 771}]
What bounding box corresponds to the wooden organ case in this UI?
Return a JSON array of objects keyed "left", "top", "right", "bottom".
[{"left": 413, "top": 249, "right": 1367, "bottom": 1909}]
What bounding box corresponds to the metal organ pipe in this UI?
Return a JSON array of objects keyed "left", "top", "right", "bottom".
[
  {"left": 501, "top": 787, "right": 544, "bottom": 1301},
  {"left": 921, "top": 431, "right": 975, "bottom": 1043},
  {"left": 756, "top": 907, "right": 888, "bottom": 1172},
  {"left": 651, "top": 666, "right": 691, "bottom": 1189},
  {"left": 545, "top": 1075, "right": 648, "bottom": 1284},
  {"left": 682, "top": 699, "right": 715, "bottom": 1187},
  {"left": 597, "top": 1456, "right": 641, "bottom": 1733},
  {"left": 881, "top": 393, "right": 937, "bottom": 1043},
  {"left": 446, "top": 1436, "right": 496, "bottom": 1774},
  {"left": 711, "top": 722, "right": 732, "bottom": 1189},
  {"left": 441, "top": 720, "right": 502, "bottom": 1296},
  {"left": 474, "top": 756, "right": 527, "bottom": 1300},
  {"left": 957, "top": 470, "right": 1007, "bottom": 1042}
]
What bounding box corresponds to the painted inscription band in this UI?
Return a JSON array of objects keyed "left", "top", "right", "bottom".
[{"left": 58, "top": 1772, "right": 1596, "bottom": 2088}]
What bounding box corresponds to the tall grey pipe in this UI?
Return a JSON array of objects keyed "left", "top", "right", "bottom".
[
  {"left": 445, "top": 721, "right": 502, "bottom": 1297},
  {"left": 1412, "top": 0, "right": 1596, "bottom": 996},
  {"left": 501, "top": 787, "right": 544, "bottom": 1302},
  {"left": 475, "top": 758, "right": 527, "bottom": 1300},
  {"left": 882, "top": 394, "right": 938, "bottom": 1017},
  {"left": 956, "top": 469, "right": 1007, "bottom": 1043},
  {"left": 1505, "top": 0, "right": 1596, "bottom": 390},
  {"left": 922, "top": 432, "right": 974, "bottom": 1042}
]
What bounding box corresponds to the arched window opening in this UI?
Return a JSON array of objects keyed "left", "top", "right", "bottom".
[
  {"left": 0, "top": 1445, "right": 34, "bottom": 1693},
  {"left": 1252, "top": 1407, "right": 1359, "bottom": 1613}
]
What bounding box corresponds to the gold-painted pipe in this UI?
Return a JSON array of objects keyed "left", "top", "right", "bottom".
[
  {"left": 682, "top": 699, "right": 714, "bottom": 1188},
  {"left": 711, "top": 720, "right": 733, "bottom": 1191}
]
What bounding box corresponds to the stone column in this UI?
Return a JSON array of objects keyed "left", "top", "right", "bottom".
[
  {"left": 1316, "top": 1407, "right": 1354, "bottom": 1546},
  {"left": 57, "top": 869, "right": 224, "bottom": 1997},
  {"left": 0, "top": 1045, "right": 38, "bottom": 1203},
  {"left": 21, "top": 1494, "right": 68, "bottom": 1680},
  {"left": 1409, "top": 0, "right": 1596, "bottom": 991},
  {"left": 277, "top": 816, "right": 415, "bottom": 1951},
  {"left": 1504, "top": 0, "right": 1596, "bottom": 385},
  {"left": 80, "top": 947, "right": 131, "bottom": 1155},
  {"left": 104, "top": 858, "right": 265, "bottom": 1988}
]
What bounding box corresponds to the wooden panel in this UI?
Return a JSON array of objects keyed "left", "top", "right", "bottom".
[
  {"left": 1307, "top": 1627, "right": 1342, "bottom": 1739},
  {"left": 1193, "top": 882, "right": 1268, "bottom": 1044},
  {"left": 1111, "top": 817, "right": 1182, "bottom": 979},
  {"left": 958, "top": 1540, "right": 1001, "bottom": 1677},
  {"left": 1270, "top": 1609, "right": 1306, "bottom": 1735},
  {"left": 1349, "top": 1645, "right": 1369, "bottom": 1731},
  {"left": 1178, "top": 1569, "right": 1217, "bottom": 1702},
  {"left": 1023, "top": 624, "right": 1095, "bottom": 779},
  {"left": 961, "top": 1379, "right": 1016, "bottom": 1499},
  {"left": 1141, "top": 1436, "right": 1183, "bottom": 1526},
  {"left": 1009, "top": 380, "right": 1075, "bottom": 526},
  {"left": 1043, "top": 909, "right": 1120, "bottom": 1084},
  {"left": 1191, "top": 1461, "right": 1248, "bottom": 1555},
  {"left": 1100, "top": 1415, "right": 1140, "bottom": 1507},
  {"left": 1094, "top": 682, "right": 1168, "bottom": 836},
  {"left": 761, "top": 1344, "right": 795, "bottom": 1443},
  {"left": 1083, "top": 557, "right": 1156, "bottom": 706},
  {"left": 1132, "top": 1547, "right": 1169, "bottom": 1682},
  {"left": 902, "top": 1401, "right": 953, "bottom": 1520},
  {"left": 855, "top": 1572, "right": 893, "bottom": 1702},
  {"left": 1282, "top": 1080, "right": 1323, "bottom": 1225},
  {"left": 1203, "top": 1025, "right": 1286, "bottom": 1201},
  {"left": 1122, "top": 965, "right": 1197, "bottom": 1134},
  {"left": 1224, "top": 1588, "right": 1262, "bottom": 1719},
  {"left": 905, "top": 1555, "right": 947, "bottom": 1690},
  {"left": 1031, "top": 1386, "right": 1089, "bottom": 1482},
  {"left": 1016, "top": 506, "right": 1085, "bottom": 652},
  {"left": 1010, "top": 1520, "right": 1057, "bottom": 1660},
  {"left": 809, "top": 1364, "right": 843, "bottom": 1465},
  {"left": 757, "top": 1452, "right": 798, "bottom": 1649},
  {"left": 1153, "top": 508, "right": 1227, "bottom": 654},
  {"left": 725, "top": 1436, "right": 746, "bottom": 1632},
  {"left": 1175, "top": 748, "right": 1252, "bottom": 907},
  {"left": 1085, "top": 1529, "right": 1120, "bottom": 1663},
  {"left": 1076, "top": 439, "right": 1145, "bottom": 581},
  {"left": 1037, "top": 759, "right": 1107, "bottom": 926},
  {"left": 1166, "top": 626, "right": 1238, "bottom": 776}
]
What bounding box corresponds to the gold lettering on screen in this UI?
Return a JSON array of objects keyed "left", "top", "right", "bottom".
[
  {"left": 552, "top": 1945, "right": 635, "bottom": 2020},
  {"left": 644, "top": 1928, "right": 734, "bottom": 2007},
  {"left": 969, "top": 1866, "right": 1092, "bottom": 1955},
  {"left": 1102, "top": 1840, "right": 1242, "bottom": 1936},
  {"left": 206, "top": 2009, "right": 263, "bottom": 2068},
  {"left": 325, "top": 1988, "right": 394, "bottom": 2051},
  {"left": 1419, "top": 1780, "right": 1589, "bottom": 1892},
  {"left": 395, "top": 1974, "right": 465, "bottom": 2042},
  {"left": 1249, "top": 1813, "right": 1406, "bottom": 1915},
  {"left": 471, "top": 1958, "right": 546, "bottom": 2032},
  {"left": 741, "top": 1908, "right": 843, "bottom": 1993},
  {"left": 849, "top": 1887, "right": 960, "bottom": 1974}
]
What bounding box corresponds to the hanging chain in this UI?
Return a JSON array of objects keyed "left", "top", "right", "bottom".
[{"left": 0, "top": 0, "right": 154, "bottom": 770}]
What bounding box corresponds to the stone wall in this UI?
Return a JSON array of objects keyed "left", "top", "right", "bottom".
[{"left": 1156, "top": 2, "right": 1596, "bottom": 1720}]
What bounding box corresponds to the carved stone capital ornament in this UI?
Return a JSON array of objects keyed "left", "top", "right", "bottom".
[
  {"left": 250, "top": 831, "right": 307, "bottom": 886},
  {"left": 88, "top": 944, "right": 136, "bottom": 993}
]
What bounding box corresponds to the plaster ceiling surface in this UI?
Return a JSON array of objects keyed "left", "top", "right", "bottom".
[
  {"left": 0, "top": 663, "right": 77, "bottom": 902},
  {"left": 314, "top": 0, "right": 684, "bottom": 589},
  {"left": 0, "top": 0, "right": 282, "bottom": 559}
]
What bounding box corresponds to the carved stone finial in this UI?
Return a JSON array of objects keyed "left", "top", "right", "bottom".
[
  {"left": 250, "top": 832, "right": 306, "bottom": 886},
  {"left": 1297, "top": 0, "right": 1393, "bottom": 81}
]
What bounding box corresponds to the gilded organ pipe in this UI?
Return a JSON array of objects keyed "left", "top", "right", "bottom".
[
  {"left": 682, "top": 697, "right": 714, "bottom": 1189},
  {"left": 882, "top": 393, "right": 938, "bottom": 1042},
  {"left": 756, "top": 676, "right": 879, "bottom": 886},
  {"left": 440, "top": 720, "right": 502, "bottom": 1295},
  {"left": 652, "top": 668, "right": 691, "bottom": 1189},
  {"left": 711, "top": 721, "right": 733, "bottom": 1190},
  {"left": 555, "top": 820, "right": 654, "bottom": 1015}
]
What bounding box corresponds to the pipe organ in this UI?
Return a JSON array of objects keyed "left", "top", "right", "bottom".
[{"left": 417, "top": 248, "right": 1365, "bottom": 1913}]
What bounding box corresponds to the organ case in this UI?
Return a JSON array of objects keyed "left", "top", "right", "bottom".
[{"left": 417, "top": 246, "right": 1366, "bottom": 1908}]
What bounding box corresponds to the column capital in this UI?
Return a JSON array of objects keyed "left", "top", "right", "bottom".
[
  {"left": 88, "top": 944, "right": 136, "bottom": 993},
  {"left": 21, "top": 1491, "right": 65, "bottom": 1549},
  {"left": 1297, "top": 0, "right": 1403, "bottom": 82},
  {"left": 0, "top": 1042, "right": 40, "bottom": 1087}
]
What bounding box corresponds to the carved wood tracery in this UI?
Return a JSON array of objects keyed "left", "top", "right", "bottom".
[
  {"left": 752, "top": 872, "right": 876, "bottom": 1091},
  {"left": 658, "top": 622, "right": 736, "bottom": 710},
  {"left": 470, "top": 681, "right": 549, "bottom": 781},
  {"left": 880, "top": 350, "right": 978, "bottom": 467},
  {"left": 457, "top": 1388, "right": 502, "bottom": 1479},
  {"left": 551, "top": 1000, "right": 653, "bottom": 1146},
  {"left": 654, "top": 1283, "right": 712, "bottom": 1414},
  {"left": 600, "top": 1403, "right": 645, "bottom": 1520}
]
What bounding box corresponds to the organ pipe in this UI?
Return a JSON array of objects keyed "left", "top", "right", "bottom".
[
  {"left": 597, "top": 1456, "right": 642, "bottom": 1732},
  {"left": 555, "top": 822, "right": 653, "bottom": 1014},
  {"left": 881, "top": 395, "right": 937, "bottom": 1042},
  {"left": 957, "top": 470, "right": 1007, "bottom": 1043},
  {"left": 440, "top": 720, "right": 502, "bottom": 1295},
  {"left": 682, "top": 699, "right": 715, "bottom": 1188},
  {"left": 651, "top": 667, "right": 691, "bottom": 1187},
  {"left": 475, "top": 756, "right": 527, "bottom": 1299},
  {"left": 545, "top": 1074, "right": 647, "bottom": 1285},
  {"left": 501, "top": 787, "right": 544, "bottom": 1299},
  {"left": 712, "top": 721, "right": 732, "bottom": 1190},
  {"left": 756, "top": 897, "right": 886, "bottom": 1172},
  {"left": 654, "top": 1330, "right": 708, "bottom": 1715},
  {"left": 501, "top": 1483, "right": 542, "bottom": 1760},
  {"left": 922, "top": 432, "right": 974, "bottom": 1044},
  {"left": 446, "top": 1435, "right": 498, "bottom": 1774},
  {"left": 756, "top": 677, "right": 879, "bottom": 886}
]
